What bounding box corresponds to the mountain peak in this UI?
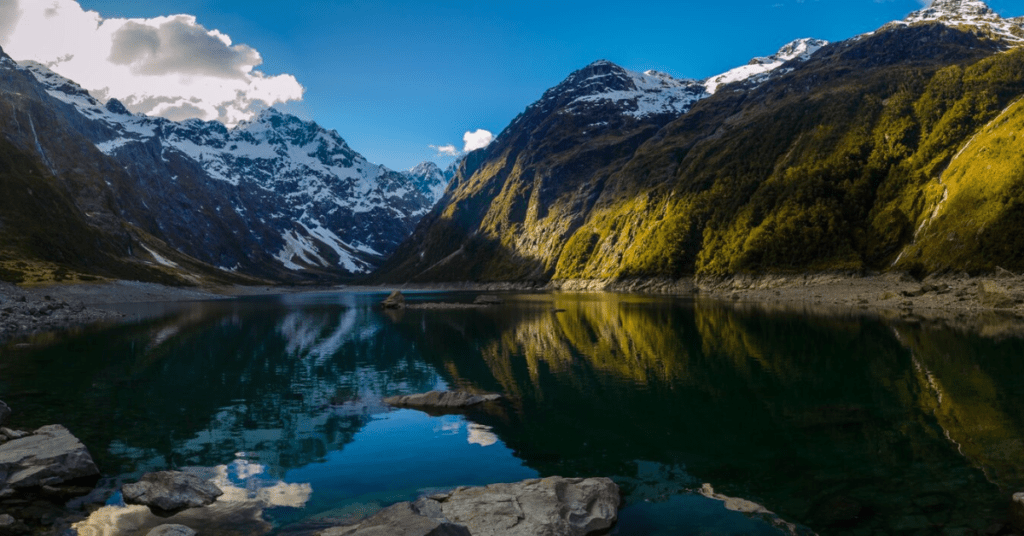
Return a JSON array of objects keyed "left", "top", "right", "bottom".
[
  {"left": 409, "top": 161, "right": 441, "bottom": 174},
  {"left": 897, "top": 0, "right": 1024, "bottom": 42},
  {"left": 912, "top": 0, "right": 996, "bottom": 19},
  {"left": 536, "top": 59, "right": 706, "bottom": 119}
]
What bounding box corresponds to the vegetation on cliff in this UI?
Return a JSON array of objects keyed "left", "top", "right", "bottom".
[{"left": 377, "top": 24, "right": 1024, "bottom": 283}]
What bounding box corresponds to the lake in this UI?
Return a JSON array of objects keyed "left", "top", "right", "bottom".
[{"left": 2, "top": 291, "right": 1023, "bottom": 535}]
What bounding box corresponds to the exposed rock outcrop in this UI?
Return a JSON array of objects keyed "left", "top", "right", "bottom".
[
  {"left": 122, "top": 471, "right": 223, "bottom": 513},
  {"left": 0, "top": 424, "right": 100, "bottom": 492},
  {"left": 383, "top": 391, "right": 501, "bottom": 409},
  {"left": 320, "top": 477, "right": 619, "bottom": 536}
]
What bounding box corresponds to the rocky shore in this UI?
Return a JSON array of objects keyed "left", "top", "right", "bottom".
[
  {"left": 0, "top": 395, "right": 622, "bottom": 536},
  {"left": 0, "top": 282, "right": 124, "bottom": 343}
]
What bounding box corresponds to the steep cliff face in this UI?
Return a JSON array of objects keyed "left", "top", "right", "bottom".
[
  {"left": 377, "top": 1, "right": 1024, "bottom": 283},
  {"left": 373, "top": 60, "right": 719, "bottom": 282},
  {"left": 568, "top": 22, "right": 1015, "bottom": 279}
]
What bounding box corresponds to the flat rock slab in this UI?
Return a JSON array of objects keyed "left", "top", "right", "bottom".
[
  {"left": 0, "top": 424, "right": 99, "bottom": 490},
  {"left": 319, "top": 477, "right": 618, "bottom": 536},
  {"left": 439, "top": 477, "right": 619, "bottom": 536},
  {"left": 383, "top": 391, "right": 501, "bottom": 409},
  {"left": 122, "top": 471, "right": 223, "bottom": 512}
]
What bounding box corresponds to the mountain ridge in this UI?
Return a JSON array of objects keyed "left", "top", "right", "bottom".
[
  {"left": 8, "top": 58, "right": 451, "bottom": 281},
  {"left": 375, "top": 1, "right": 1024, "bottom": 284}
]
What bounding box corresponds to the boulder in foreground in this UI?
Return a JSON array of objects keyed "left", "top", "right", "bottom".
[
  {"left": 122, "top": 471, "right": 223, "bottom": 512},
  {"left": 0, "top": 424, "right": 100, "bottom": 491},
  {"left": 383, "top": 391, "right": 501, "bottom": 409},
  {"left": 319, "top": 476, "right": 619, "bottom": 536}
]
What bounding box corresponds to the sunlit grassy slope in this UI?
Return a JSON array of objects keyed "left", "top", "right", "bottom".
[{"left": 378, "top": 23, "right": 1024, "bottom": 282}]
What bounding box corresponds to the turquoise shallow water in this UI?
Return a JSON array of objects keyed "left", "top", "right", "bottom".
[{"left": 2, "top": 291, "right": 1024, "bottom": 535}]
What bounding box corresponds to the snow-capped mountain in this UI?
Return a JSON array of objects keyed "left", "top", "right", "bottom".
[
  {"left": 379, "top": 3, "right": 1024, "bottom": 284},
  {"left": 540, "top": 59, "right": 708, "bottom": 118},
  {"left": 704, "top": 38, "right": 829, "bottom": 94},
  {"left": 16, "top": 60, "right": 449, "bottom": 278},
  {"left": 890, "top": 0, "right": 1024, "bottom": 43},
  {"left": 402, "top": 161, "right": 458, "bottom": 202},
  {"left": 531, "top": 37, "right": 830, "bottom": 124}
]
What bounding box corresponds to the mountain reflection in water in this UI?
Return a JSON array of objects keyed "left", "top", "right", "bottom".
[{"left": 2, "top": 291, "right": 1023, "bottom": 535}]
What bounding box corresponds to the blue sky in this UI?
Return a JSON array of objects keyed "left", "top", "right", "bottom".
[{"left": 10, "top": 1, "right": 1024, "bottom": 170}]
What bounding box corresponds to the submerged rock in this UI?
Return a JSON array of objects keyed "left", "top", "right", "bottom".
[
  {"left": 381, "top": 290, "right": 406, "bottom": 309},
  {"left": 383, "top": 391, "right": 501, "bottom": 409},
  {"left": 146, "top": 524, "right": 198, "bottom": 536},
  {"left": 320, "top": 477, "right": 619, "bottom": 536},
  {"left": 473, "top": 295, "right": 503, "bottom": 305},
  {"left": 319, "top": 501, "right": 470, "bottom": 536},
  {"left": 0, "top": 424, "right": 100, "bottom": 491},
  {"left": 0, "top": 513, "right": 29, "bottom": 535},
  {"left": 1011, "top": 492, "right": 1024, "bottom": 530},
  {"left": 122, "top": 471, "right": 223, "bottom": 513}
]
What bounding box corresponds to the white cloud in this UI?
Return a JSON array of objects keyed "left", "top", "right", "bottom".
[
  {"left": 430, "top": 129, "right": 495, "bottom": 159},
  {"left": 463, "top": 129, "right": 494, "bottom": 152},
  {"left": 0, "top": 0, "right": 304, "bottom": 125},
  {"left": 431, "top": 144, "right": 459, "bottom": 157}
]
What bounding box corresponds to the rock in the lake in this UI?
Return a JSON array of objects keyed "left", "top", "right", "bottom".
[
  {"left": 383, "top": 391, "right": 501, "bottom": 409},
  {"left": 0, "top": 428, "right": 29, "bottom": 441},
  {"left": 1010, "top": 492, "right": 1024, "bottom": 530},
  {"left": 146, "top": 524, "right": 198, "bottom": 536},
  {"left": 473, "top": 295, "right": 503, "bottom": 305},
  {"left": 439, "top": 477, "right": 619, "bottom": 536},
  {"left": 320, "top": 477, "right": 618, "bottom": 536},
  {"left": 0, "top": 401, "right": 9, "bottom": 427},
  {"left": 122, "top": 471, "right": 223, "bottom": 512},
  {"left": 0, "top": 424, "right": 99, "bottom": 491},
  {"left": 319, "top": 500, "right": 470, "bottom": 536},
  {"left": 381, "top": 290, "right": 406, "bottom": 309},
  {"left": 0, "top": 513, "right": 29, "bottom": 535}
]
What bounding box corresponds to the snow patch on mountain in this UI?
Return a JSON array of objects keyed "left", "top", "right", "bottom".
[
  {"left": 15, "top": 59, "right": 449, "bottom": 276},
  {"left": 705, "top": 38, "right": 828, "bottom": 94},
  {"left": 403, "top": 161, "right": 451, "bottom": 201},
  {"left": 888, "top": 0, "right": 1024, "bottom": 43},
  {"left": 554, "top": 60, "right": 708, "bottom": 118},
  {"left": 546, "top": 39, "right": 826, "bottom": 121}
]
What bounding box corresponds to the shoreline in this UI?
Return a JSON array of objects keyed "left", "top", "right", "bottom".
[{"left": 5, "top": 271, "right": 1024, "bottom": 343}]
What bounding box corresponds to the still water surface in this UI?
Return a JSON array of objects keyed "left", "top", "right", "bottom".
[{"left": 2, "top": 291, "right": 1024, "bottom": 535}]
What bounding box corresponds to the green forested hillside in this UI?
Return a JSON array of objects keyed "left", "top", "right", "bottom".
[{"left": 377, "top": 23, "right": 1024, "bottom": 283}]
